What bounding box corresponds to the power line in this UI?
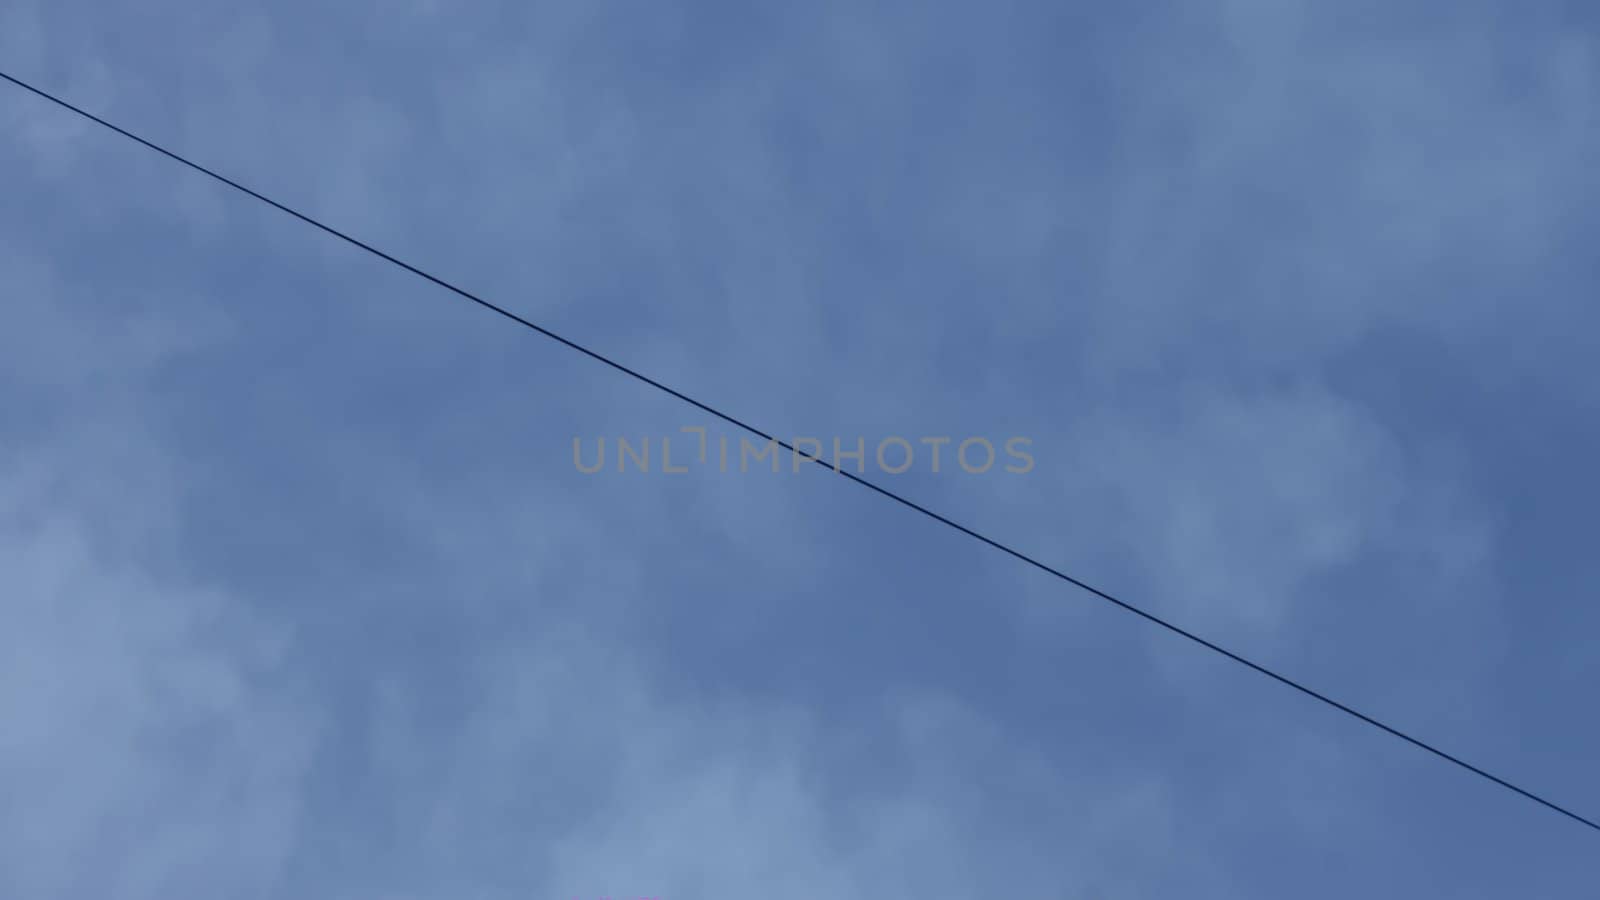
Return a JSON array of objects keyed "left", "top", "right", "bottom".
[{"left": 4, "top": 68, "right": 1595, "bottom": 836}]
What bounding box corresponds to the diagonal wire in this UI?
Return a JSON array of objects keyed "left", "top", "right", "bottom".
[{"left": 4, "top": 68, "right": 1595, "bottom": 835}]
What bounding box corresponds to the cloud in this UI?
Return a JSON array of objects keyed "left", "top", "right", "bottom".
[
  {"left": 3, "top": 0, "right": 1597, "bottom": 896},
  {"left": 0, "top": 404, "right": 318, "bottom": 900},
  {"left": 360, "top": 630, "right": 1199, "bottom": 899}
]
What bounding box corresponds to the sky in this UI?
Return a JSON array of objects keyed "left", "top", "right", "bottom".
[{"left": 1, "top": 1, "right": 1597, "bottom": 897}]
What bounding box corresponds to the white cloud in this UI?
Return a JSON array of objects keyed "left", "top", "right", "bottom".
[{"left": 0, "top": 446, "right": 319, "bottom": 899}]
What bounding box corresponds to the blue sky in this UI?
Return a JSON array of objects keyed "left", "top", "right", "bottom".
[{"left": 2, "top": 1, "right": 1597, "bottom": 897}]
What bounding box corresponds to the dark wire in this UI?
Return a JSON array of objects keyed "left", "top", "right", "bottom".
[{"left": 5, "top": 68, "right": 1594, "bottom": 835}]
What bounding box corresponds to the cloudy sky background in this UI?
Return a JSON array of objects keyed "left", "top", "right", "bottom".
[{"left": 2, "top": 0, "right": 1597, "bottom": 897}]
